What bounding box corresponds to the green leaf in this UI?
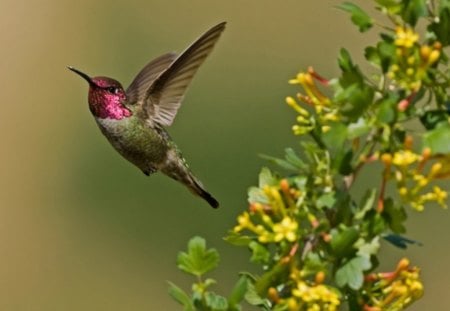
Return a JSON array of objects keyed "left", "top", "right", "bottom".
[
  {"left": 261, "top": 148, "right": 308, "bottom": 171},
  {"left": 205, "top": 292, "right": 229, "bottom": 310},
  {"left": 335, "top": 256, "right": 371, "bottom": 289},
  {"left": 338, "top": 2, "right": 374, "bottom": 32},
  {"left": 402, "top": 0, "right": 428, "bottom": 26},
  {"left": 317, "top": 192, "right": 337, "bottom": 209},
  {"left": 376, "top": 94, "right": 398, "bottom": 124},
  {"left": 302, "top": 252, "right": 328, "bottom": 277},
  {"left": 224, "top": 231, "right": 253, "bottom": 247},
  {"left": 422, "top": 123, "right": 450, "bottom": 154},
  {"left": 420, "top": 110, "right": 450, "bottom": 130},
  {"left": 375, "top": 0, "right": 402, "bottom": 13},
  {"left": 330, "top": 226, "right": 360, "bottom": 258},
  {"left": 336, "top": 83, "right": 375, "bottom": 121},
  {"left": 249, "top": 241, "right": 271, "bottom": 264},
  {"left": 177, "top": 236, "right": 219, "bottom": 277},
  {"left": 245, "top": 282, "right": 271, "bottom": 308},
  {"left": 258, "top": 167, "right": 277, "bottom": 187},
  {"left": 322, "top": 122, "right": 348, "bottom": 152},
  {"left": 338, "top": 49, "right": 364, "bottom": 87},
  {"left": 347, "top": 118, "right": 371, "bottom": 139},
  {"left": 377, "top": 38, "right": 396, "bottom": 73},
  {"left": 370, "top": 213, "right": 387, "bottom": 236},
  {"left": 228, "top": 276, "right": 249, "bottom": 309},
  {"left": 355, "top": 237, "right": 380, "bottom": 258},
  {"left": 260, "top": 154, "right": 298, "bottom": 171},
  {"left": 335, "top": 150, "right": 354, "bottom": 175},
  {"left": 382, "top": 198, "right": 407, "bottom": 234},
  {"left": 284, "top": 148, "right": 308, "bottom": 169},
  {"left": 355, "top": 189, "right": 377, "bottom": 220},
  {"left": 255, "top": 261, "right": 289, "bottom": 296},
  {"left": 364, "top": 46, "right": 379, "bottom": 65},
  {"left": 428, "top": 7, "right": 450, "bottom": 46},
  {"left": 168, "top": 282, "right": 195, "bottom": 311},
  {"left": 334, "top": 190, "right": 353, "bottom": 225},
  {"left": 248, "top": 187, "right": 269, "bottom": 204}
]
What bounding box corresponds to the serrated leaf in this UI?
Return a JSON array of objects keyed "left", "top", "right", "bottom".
[
  {"left": 376, "top": 94, "right": 398, "bottom": 124},
  {"left": 335, "top": 150, "right": 354, "bottom": 175},
  {"left": 423, "top": 123, "right": 450, "bottom": 154},
  {"left": 335, "top": 256, "right": 371, "bottom": 289},
  {"left": 249, "top": 241, "right": 271, "bottom": 264},
  {"left": 285, "top": 148, "right": 308, "bottom": 169},
  {"left": 260, "top": 154, "right": 298, "bottom": 171},
  {"left": 302, "top": 252, "right": 328, "bottom": 277},
  {"left": 205, "top": 292, "right": 228, "bottom": 310},
  {"left": 322, "top": 122, "right": 348, "bottom": 152},
  {"left": 168, "top": 282, "right": 195, "bottom": 311},
  {"left": 339, "top": 2, "right": 374, "bottom": 32},
  {"left": 224, "top": 231, "right": 253, "bottom": 247},
  {"left": 258, "top": 167, "right": 277, "bottom": 187},
  {"left": 355, "top": 189, "right": 377, "bottom": 220},
  {"left": 420, "top": 110, "right": 450, "bottom": 130},
  {"left": 336, "top": 83, "right": 374, "bottom": 121},
  {"left": 347, "top": 118, "right": 370, "bottom": 139},
  {"left": 375, "top": 0, "right": 402, "bottom": 12},
  {"left": 355, "top": 237, "right": 380, "bottom": 258},
  {"left": 338, "top": 49, "right": 365, "bottom": 87},
  {"left": 228, "top": 276, "right": 249, "bottom": 309},
  {"left": 371, "top": 213, "right": 387, "bottom": 236},
  {"left": 248, "top": 186, "right": 269, "bottom": 204},
  {"left": 382, "top": 198, "right": 407, "bottom": 233},
  {"left": 245, "top": 282, "right": 271, "bottom": 309},
  {"left": 377, "top": 39, "right": 396, "bottom": 73},
  {"left": 330, "top": 226, "right": 360, "bottom": 258},
  {"left": 402, "top": 0, "right": 428, "bottom": 26},
  {"left": 177, "top": 236, "right": 219, "bottom": 277},
  {"left": 364, "top": 46, "right": 379, "bottom": 65},
  {"left": 255, "top": 261, "right": 289, "bottom": 296},
  {"left": 317, "top": 192, "right": 337, "bottom": 209},
  {"left": 204, "top": 278, "right": 217, "bottom": 288}
]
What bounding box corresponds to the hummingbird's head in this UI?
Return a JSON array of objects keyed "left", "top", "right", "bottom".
[{"left": 68, "top": 66, "right": 131, "bottom": 119}]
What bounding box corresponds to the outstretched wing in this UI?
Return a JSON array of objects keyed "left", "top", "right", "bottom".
[
  {"left": 126, "top": 52, "right": 178, "bottom": 105},
  {"left": 142, "top": 22, "right": 226, "bottom": 127}
]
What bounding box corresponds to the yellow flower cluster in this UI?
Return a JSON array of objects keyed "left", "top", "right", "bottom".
[
  {"left": 233, "top": 180, "right": 300, "bottom": 244},
  {"left": 388, "top": 26, "right": 441, "bottom": 92},
  {"left": 363, "top": 258, "right": 423, "bottom": 311},
  {"left": 381, "top": 146, "right": 449, "bottom": 211},
  {"left": 287, "top": 68, "right": 339, "bottom": 135},
  {"left": 271, "top": 270, "right": 341, "bottom": 311},
  {"left": 233, "top": 176, "right": 343, "bottom": 310}
]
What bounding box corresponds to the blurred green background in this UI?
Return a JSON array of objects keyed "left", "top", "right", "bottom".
[{"left": 1, "top": 0, "right": 449, "bottom": 310}]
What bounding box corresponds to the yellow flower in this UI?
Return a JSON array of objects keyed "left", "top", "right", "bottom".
[
  {"left": 433, "top": 186, "right": 448, "bottom": 208},
  {"left": 273, "top": 217, "right": 298, "bottom": 242},
  {"left": 233, "top": 212, "right": 251, "bottom": 232},
  {"left": 395, "top": 27, "right": 419, "bottom": 48},
  {"left": 292, "top": 281, "right": 340, "bottom": 310},
  {"left": 392, "top": 150, "right": 419, "bottom": 166}
]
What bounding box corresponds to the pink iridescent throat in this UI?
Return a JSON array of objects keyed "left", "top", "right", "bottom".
[{"left": 88, "top": 78, "right": 132, "bottom": 120}]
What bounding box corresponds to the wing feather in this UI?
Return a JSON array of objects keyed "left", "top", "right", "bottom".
[
  {"left": 126, "top": 52, "right": 178, "bottom": 104},
  {"left": 143, "top": 22, "right": 226, "bottom": 126}
]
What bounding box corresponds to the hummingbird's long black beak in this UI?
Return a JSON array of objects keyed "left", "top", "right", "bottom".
[{"left": 67, "top": 66, "right": 94, "bottom": 86}]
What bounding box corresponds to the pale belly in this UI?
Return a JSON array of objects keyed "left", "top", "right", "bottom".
[{"left": 95, "top": 117, "right": 169, "bottom": 174}]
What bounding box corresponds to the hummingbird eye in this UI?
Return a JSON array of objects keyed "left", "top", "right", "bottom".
[{"left": 106, "top": 86, "right": 119, "bottom": 94}]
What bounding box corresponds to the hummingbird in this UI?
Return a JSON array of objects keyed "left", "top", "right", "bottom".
[{"left": 68, "top": 22, "right": 226, "bottom": 208}]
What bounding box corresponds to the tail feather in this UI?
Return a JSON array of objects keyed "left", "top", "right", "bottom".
[
  {"left": 190, "top": 178, "right": 219, "bottom": 208},
  {"left": 161, "top": 160, "right": 219, "bottom": 208}
]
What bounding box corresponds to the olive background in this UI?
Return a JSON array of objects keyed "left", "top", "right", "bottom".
[{"left": 1, "top": 0, "right": 449, "bottom": 310}]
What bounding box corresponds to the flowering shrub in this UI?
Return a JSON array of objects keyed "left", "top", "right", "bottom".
[{"left": 169, "top": 1, "right": 450, "bottom": 310}]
